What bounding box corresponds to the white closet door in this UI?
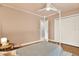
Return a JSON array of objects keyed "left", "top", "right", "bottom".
[
  {"left": 54, "top": 14, "right": 79, "bottom": 47},
  {"left": 74, "top": 15, "right": 79, "bottom": 45}
]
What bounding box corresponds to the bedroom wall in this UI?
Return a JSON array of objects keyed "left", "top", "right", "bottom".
[{"left": 0, "top": 5, "right": 40, "bottom": 45}]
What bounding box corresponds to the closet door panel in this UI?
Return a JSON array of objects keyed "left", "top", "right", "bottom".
[{"left": 54, "top": 14, "right": 79, "bottom": 47}]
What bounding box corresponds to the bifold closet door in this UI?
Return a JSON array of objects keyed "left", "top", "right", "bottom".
[
  {"left": 53, "top": 13, "right": 79, "bottom": 47},
  {"left": 0, "top": 6, "right": 40, "bottom": 45}
]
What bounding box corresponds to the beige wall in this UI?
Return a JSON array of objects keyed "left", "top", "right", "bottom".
[
  {"left": 0, "top": 5, "right": 40, "bottom": 45},
  {"left": 48, "top": 16, "right": 54, "bottom": 40}
]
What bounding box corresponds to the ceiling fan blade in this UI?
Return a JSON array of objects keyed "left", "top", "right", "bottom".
[
  {"left": 36, "top": 8, "right": 46, "bottom": 12},
  {"left": 51, "top": 8, "right": 58, "bottom": 11},
  {"left": 36, "top": 3, "right": 58, "bottom": 12},
  {"left": 37, "top": 3, "right": 51, "bottom": 12}
]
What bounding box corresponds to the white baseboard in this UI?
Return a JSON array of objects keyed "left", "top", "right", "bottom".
[{"left": 49, "top": 40, "right": 79, "bottom": 47}]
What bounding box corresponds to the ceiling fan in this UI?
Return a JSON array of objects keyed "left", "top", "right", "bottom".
[{"left": 37, "top": 3, "right": 58, "bottom": 12}]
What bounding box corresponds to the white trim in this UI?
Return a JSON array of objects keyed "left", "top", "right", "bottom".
[
  {"left": 44, "top": 16, "right": 48, "bottom": 41},
  {"left": 52, "top": 40, "right": 79, "bottom": 47},
  {"left": 14, "top": 39, "right": 43, "bottom": 48},
  {"left": 58, "top": 11, "right": 62, "bottom": 46}
]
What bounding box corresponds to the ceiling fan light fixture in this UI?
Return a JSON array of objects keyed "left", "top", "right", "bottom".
[{"left": 46, "top": 7, "right": 51, "bottom": 11}]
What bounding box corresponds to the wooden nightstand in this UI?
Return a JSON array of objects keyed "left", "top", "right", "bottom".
[
  {"left": 0, "top": 43, "right": 16, "bottom": 56},
  {"left": 0, "top": 43, "right": 14, "bottom": 51}
]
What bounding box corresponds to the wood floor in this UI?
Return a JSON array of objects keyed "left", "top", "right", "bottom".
[
  {"left": 48, "top": 40, "right": 79, "bottom": 56},
  {"left": 61, "top": 43, "right": 79, "bottom": 56}
]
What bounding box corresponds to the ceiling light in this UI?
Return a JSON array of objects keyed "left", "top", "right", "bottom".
[{"left": 46, "top": 7, "right": 51, "bottom": 11}]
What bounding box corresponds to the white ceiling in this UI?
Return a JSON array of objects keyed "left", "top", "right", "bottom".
[{"left": 1, "top": 3, "right": 79, "bottom": 16}]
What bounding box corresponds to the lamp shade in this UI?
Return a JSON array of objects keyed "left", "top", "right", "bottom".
[{"left": 1, "top": 37, "right": 8, "bottom": 46}]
